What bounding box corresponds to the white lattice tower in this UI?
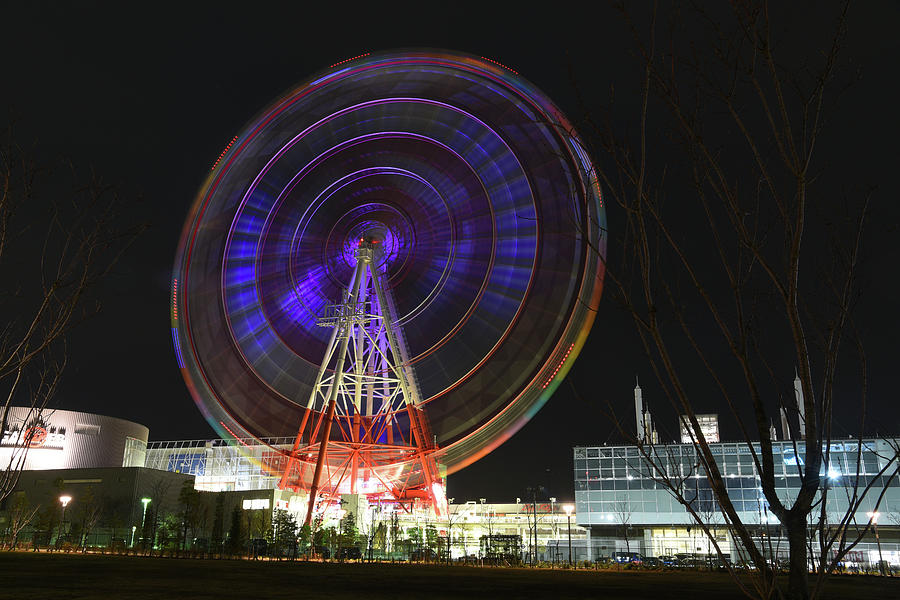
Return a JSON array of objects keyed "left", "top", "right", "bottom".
[{"left": 279, "top": 239, "right": 441, "bottom": 526}]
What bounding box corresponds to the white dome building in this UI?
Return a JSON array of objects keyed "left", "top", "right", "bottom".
[{"left": 0, "top": 406, "right": 148, "bottom": 471}]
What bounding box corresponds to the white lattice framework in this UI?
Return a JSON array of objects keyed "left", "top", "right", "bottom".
[
  {"left": 308, "top": 243, "right": 420, "bottom": 421},
  {"left": 279, "top": 240, "right": 442, "bottom": 524}
]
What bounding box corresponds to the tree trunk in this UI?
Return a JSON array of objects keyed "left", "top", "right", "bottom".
[{"left": 785, "top": 514, "right": 809, "bottom": 600}]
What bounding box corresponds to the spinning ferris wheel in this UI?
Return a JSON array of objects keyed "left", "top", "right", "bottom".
[{"left": 171, "top": 50, "right": 606, "bottom": 521}]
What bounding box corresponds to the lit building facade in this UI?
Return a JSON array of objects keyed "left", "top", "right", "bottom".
[
  {"left": 144, "top": 437, "right": 293, "bottom": 492},
  {"left": 144, "top": 437, "right": 587, "bottom": 561},
  {"left": 443, "top": 500, "right": 587, "bottom": 562},
  {"left": 574, "top": 438, "right": 900, "bottom": 566},
  {"left": 0, "top": 407, "right": 148, "bottom": 471},
  {"left": 680, "top": 414, "right": 720, "bottom": 444}
]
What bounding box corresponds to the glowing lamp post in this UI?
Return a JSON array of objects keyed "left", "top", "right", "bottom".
[
  {"left": 57, "top": 495, "right": 72, "bottom": 548},
  {"left": 563, "top": 504, "right": 574, "bottom": 568},
  {"left": 139, "top": 497, "right": 152, "bottom": 548},
  {"left": 867, "top": 511, "right": 886, "bottom": 575},
  {"left": 141, "top": 497, "right": 152, "bottom": 527}
]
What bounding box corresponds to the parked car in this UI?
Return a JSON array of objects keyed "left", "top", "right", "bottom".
[
  {"left": 642, "top": 556, "right": 660, "bottom": 568},
  {"left": 612, "top": 551, "right": 643, "bottom": 564}
]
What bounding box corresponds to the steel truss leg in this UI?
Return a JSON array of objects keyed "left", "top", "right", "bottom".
[{"left": 302, "top": 263, "right": 364, "bottom": 528}]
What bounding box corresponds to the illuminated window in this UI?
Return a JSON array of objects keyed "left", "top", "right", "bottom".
[
  {"left": 242, "top": 498, "right": 270, "bottom": 510},
  {"left": 122, "top": 437, "right": 147, "bottom": 468},
  {"left": 680, "top": 414, "right": 720, "bottom": 443}
]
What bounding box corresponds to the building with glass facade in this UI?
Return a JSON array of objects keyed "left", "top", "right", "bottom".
[
  {"left": 144, "top": 437, "right": 294, "bottom": 492},
  {"left": 574, "top": 438, "right": 899, "bottom": 567},
  {"left": 144, "top": 437, "right": 587, "bottom": 561}
]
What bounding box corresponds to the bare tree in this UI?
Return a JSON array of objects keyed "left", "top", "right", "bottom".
[
  {"left": 0, "top": 129, "right": 144, "bottom": 502},
  {"left": 444, "top": 500, "right": 464, "bottom": 563},
  {"left": 480, "top": 499, "right": 495, "bottom": 542},
  {"left": 245, "top": 504, "right": 270, "bottom": 559},
  {"left": 73, "top": 486, "right": 104, "bottom": 552},
  {"left": 568, "top": 2, "right": 899, "bottom": 599},
  {"left": 3, "top": 491, "right": 39, "bottom": 549},
  {"left": 692, "top": 491, "right": 722, "bottom": 570},
  {"left": 104, "top": 495, "right": 131, "bottom": 552},
  {"left": 388, "top": 511, "right": 400, "bottom": 557},
  {"left": 143, "top": 476, "right": 172, "bottom": 556},
  {"left": 177, "top": 480, "right": 205, "bottom": 554},
  {"left": 614, "top": 497, "right": 634, "bottom": 555}
]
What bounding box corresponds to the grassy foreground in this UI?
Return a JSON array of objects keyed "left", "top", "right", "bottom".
[{"left": 0, "top": 552, "right": 897, "bottom": 599}]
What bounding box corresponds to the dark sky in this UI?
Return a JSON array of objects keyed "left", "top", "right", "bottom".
[{"left": 3, "top": 2, "right": 898, "bottom": 503}]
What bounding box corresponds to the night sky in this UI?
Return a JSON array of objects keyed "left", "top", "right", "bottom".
[{"left": 3, "top": 3, "right": 898, "bottom": 503}]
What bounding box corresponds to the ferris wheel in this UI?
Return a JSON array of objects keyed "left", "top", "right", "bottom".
[{"left": 171, "top": 50, "right": 605, "bottom": 520}]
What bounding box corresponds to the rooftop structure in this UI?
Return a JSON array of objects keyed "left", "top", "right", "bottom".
[{"left": 679, "top": 414, "right": 719, "bottom": 444}]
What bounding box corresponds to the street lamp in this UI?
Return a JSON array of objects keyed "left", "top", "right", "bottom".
[
  {"left": 563, "top": 504, "right": 574, "bottom": 569},
  {"left": 140, "top": 497, "right": 152, "bottom": 548},
  {"left": 141, "top": 498, "right": 152, "bottom": 527},
  {"left": 58, "top": 495, "right": 72, "bottom": 548},
  {"left": 867, "top": 511, "right": 886, "bottom": 576}
]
